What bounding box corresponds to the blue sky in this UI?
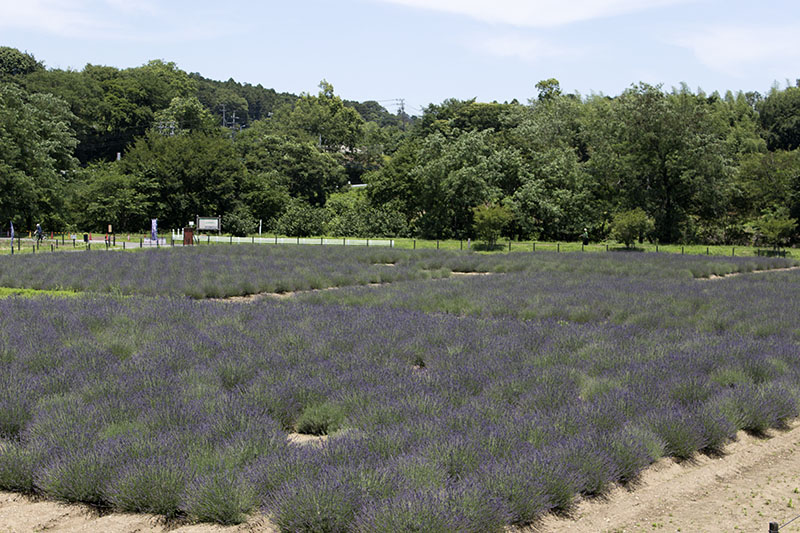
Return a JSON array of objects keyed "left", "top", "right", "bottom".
[{"left": 1, "top": 0, "right": 798, "bottom": 114}]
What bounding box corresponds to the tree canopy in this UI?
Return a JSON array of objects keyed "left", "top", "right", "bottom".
[{"left": 2, "top": 46, "right": 799, "bottom": 246}]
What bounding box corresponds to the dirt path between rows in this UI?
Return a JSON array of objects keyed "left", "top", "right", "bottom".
[
  {"left": 210, "top": 271, "right": 495, "bottom": 303},
  {"left": 4, "top": 422, "right": 800, "bottom": 532},
  {"left": 530, "top": 421, "right": 800, "bottom": 533},
  {"left": 703, "top": 265, "right": 800, "bottom": 280}
]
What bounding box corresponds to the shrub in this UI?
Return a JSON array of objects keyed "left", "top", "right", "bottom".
[
  {"left": 223, "top": 205, "right": 257, "bottom": 237},
  {"left": 183, "top": 469, "right": 255, "bottom": 525},
  {"left": 106, "top": 456, "right": 187, "bottom": 518},
  {"left": 270, "top": 475, "right": 360, "bottom": 533},
  {"left": 473, "top": 203, "right": 513, "bottom": 247},
  {"left": 610, "top": 208, "right": 655, "bottom": 248},
  {"left": 274, "top": 200, "right": 328, "bottom": 237},
  {"left": 295, "top": 402, "right": 346, "bottom": 436},
  {"left": 0, "top": 441, "right": 39, "bottom": 492}
]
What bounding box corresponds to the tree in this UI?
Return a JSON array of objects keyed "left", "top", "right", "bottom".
[
  {"left": 152, "top": 96, "right": 218, "bottom": 134},
  {"left": 473, "top": 202, "right": 513, "bottom": 247},
  {"left": 751, "top": 208, "right": 797, "bottom": 249},
  {"left": 69, "top": 162, "right": 150, "bottom": 232},
  {"left": 535, "top": 78, "right": 562, "bottom": 102},
  {"left": 236, "top": 123, "right": 346, "bottom": 206},
  {"left": 610, "top": 208, "right": 654, "bottom": 248},
  {"left": 585, "top": 84, "right": 733, "bottom": 243},
  {"left": 412, "top": 130, "right": 502, "bottom": 239},
  {"left": 274, "top": 199, "right": 328, "bottom": 237},
  {"left": 272, "top": 80, "right": 363, "bottom": 152},
  {"left": 0, "top": 47, "right": 43, "bottom": 78},
  {"left": 242, "top": 171, "right": 291, "bottom": 228},
  {"left": 758, "top": 85, "right": 800, "bottom": 151},
  {"left": 120, "top": 131, "right": 244, "bottom": 229},
  {"left": 0, "top": 83, "right": 77, "bottom": 229}
]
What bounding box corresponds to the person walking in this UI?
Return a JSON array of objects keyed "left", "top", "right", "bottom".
[{"left": 581, "top": 228, "right": 589, "bottom": 246}]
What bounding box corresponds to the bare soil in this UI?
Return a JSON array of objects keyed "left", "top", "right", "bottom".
[
  {"left": 529, "top": 421, "right": 800, "bottom": 533},
  {"left": 211, "top": 272, "right": 496, "bottom": 303},
  {"left": 4, "top": 422, "right": 800, "bottom": 532},
  {"left": 702, "top": 266, "right": 800, "bottom": 280}
]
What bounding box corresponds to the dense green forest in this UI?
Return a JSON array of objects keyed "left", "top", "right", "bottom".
[{"left": 2, "top": 46, "right": 799, "bottom": 245}]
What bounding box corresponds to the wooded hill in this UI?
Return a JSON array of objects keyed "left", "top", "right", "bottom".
[{"left": 1, "top": 46, "right": 799, "bottom": 246}]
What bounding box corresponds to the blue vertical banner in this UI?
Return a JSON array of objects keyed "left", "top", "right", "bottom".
[{"left": 151, "top": 219, "right": 157, "bottom": 241}]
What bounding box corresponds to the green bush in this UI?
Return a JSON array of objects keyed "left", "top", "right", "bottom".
[
  {"left": 610, "top": 208, "right": 655, "bottom": 248},
  {"left": 295, "top": 402, "right": 346, "bottom": 436}
]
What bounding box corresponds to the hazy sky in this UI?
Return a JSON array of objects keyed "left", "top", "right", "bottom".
[{"left": 2, "top": 0, "right": 798, "bottom": 114}]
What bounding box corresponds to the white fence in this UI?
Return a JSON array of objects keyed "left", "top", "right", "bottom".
[{"left": 203, "top": 235, "right": 394, "bottom": 247}]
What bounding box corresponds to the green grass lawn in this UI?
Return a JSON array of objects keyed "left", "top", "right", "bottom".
[{"left": 1, "top": 234, "right": 793, "bottom": 258}]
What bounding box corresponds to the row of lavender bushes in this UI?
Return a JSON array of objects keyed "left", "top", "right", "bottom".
[
  {"left": 0, "top": 246, "right": 794, "bottom": 298},
  {"left": 1, "top": 287, "right": 799, "bottom": 530},
  {"left": 297, "top": 264, "right": 800, "bottom": 339}
]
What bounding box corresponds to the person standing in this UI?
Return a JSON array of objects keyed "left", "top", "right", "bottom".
[{"left": 581, "top": 228, "right": 589, "bottom": 246}]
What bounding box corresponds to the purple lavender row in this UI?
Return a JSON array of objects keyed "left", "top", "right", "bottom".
[{"left": 1, "top": 292, "right": 798, "bottom": 530}]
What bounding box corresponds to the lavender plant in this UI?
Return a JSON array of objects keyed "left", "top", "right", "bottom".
[{"left": 0, "top": 249, "right": 799, "bottom": 530}]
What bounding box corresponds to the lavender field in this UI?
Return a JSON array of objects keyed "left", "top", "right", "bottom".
[
  {"left": 1, "top": 249, "right": 799, "bottom": 531},
  {"left": 0, "top": 245, "right": 793, "bottom": 298}
]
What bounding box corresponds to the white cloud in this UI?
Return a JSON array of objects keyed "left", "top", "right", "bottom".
[
  {"left": 676, "top": 25, "right": 800, "bottom": 77},
  {"left": 0, "top": 0, "right": 115, "bottom": 35},
  {"left": 0, "top": 0, "right": 213, "bottom": 40},
  {"left": 477, "top": 33, "right": 580, "bottom": 62},
  {"left": 374, "top": 0, "right": 690, "bottom": 27}
]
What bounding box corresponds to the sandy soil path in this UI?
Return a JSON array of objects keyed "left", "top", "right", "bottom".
[
  {"left": 0, "top": 492, "right": 278, "bottom": 532},
  {"left": 703, "top": 266, "right": 800, "bottom": 280},
  {"left": 4, "top": 423, "right": 800, "bottom": 532},
  {"left": 531, "top": 422, "right": 800, "bottom": 533}
]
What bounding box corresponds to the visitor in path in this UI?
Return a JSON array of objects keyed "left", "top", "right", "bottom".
[{"left": 581, "top": 228, "right": 589, "bottom": 246}]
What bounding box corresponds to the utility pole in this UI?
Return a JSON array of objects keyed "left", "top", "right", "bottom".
[{"left": 397, "top": 98, "right": 407, "bottom": 131}]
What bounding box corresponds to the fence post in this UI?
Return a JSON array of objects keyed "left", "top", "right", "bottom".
[
  {"left": 706, "top": 246, "right": 709, "bottom": 255},
  {"left": 508, "top": 240, "right": 511, "bottom": 252},
  {"left": 73, "top": 238, "right": 75, "bottom": 248},
  {"left": 123, "top": 242, "right": 125, "bottom": 250},
  {"left": 413, "top": 239, "right": 416, "bottom": 250},
  {"left": 230, "top": 235, "right": 233, "bottom": 245},
  {"left": 367, "top": 238, "right": 370, "bottom": 247},
  {"left": 321, "top": 236, "right": 323, "bottom": 245},
  {"left": 460, "top": 240, "right": 463, "bottom": 250},
  {"left": 32, "top": 245, "right": 35, "bottom": 254},
  {"left": 343, "top": 237, "right": 346, "bottom": 246},
  {"left": 87, "top": 243, "right": 91, "bottom": 251},
  {"left": 274, "top": 235, "right": 277, "bottom": 244},
  {"left": 606, "top": 244, "right": 609, "bottom": 252},
  {"left": 140, "top": 238, "right": 142, "bottom": 248},
  {"left": 582, "top": 244, "right": 584, "bottom": 252},
  {"left": 681, "top": 246, "right": 684, "bottom": 255},
  {"left": 769, "top": 522, "right": 779, "bottom": 532},
  {"left": 252, "top": 236, "right": 255, "bottom": 244},
  {"left": 557, "top": 243, "right": 560, "bottom": 253},
  {"left": 656, "top": 244, "right": 658, "bottom": 253},
  {"left": 732, "top": 247, "right": 735, "bottom": 257}
]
